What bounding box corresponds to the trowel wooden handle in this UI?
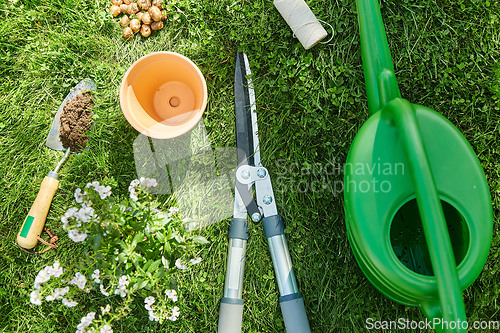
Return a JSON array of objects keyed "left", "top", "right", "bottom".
[{"left": 17, "top": 176, "right": 59, "bottom": 249}]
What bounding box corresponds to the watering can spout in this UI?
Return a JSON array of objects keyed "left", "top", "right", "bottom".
[{"left": 356, "top": 0, "right": 401, "bottom": 115}]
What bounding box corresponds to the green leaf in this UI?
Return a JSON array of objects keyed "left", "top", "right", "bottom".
[
  {"left": 192, "top": 235, "right": 209, "bottom": 244},
  {"left": 164, "top": 242, "right": 172, "bottom": 255},
  {"left": 131, "top": 232, "right": 143, "bottom": 250},
  {"left": 147, "top": 259, "right": 162, "bottom": 273},
  {"left": 130, "top": 252, "right": 143, "bottom": 264},
  {"left": 143, "top": 259, "right": 153, "bottom": 272},
  {"left": 92, "top": 233, "right": 101, "bottom": 252},
  {"left": 153, "top": 266, "right": 164, "bottom": 279},
  {"left": 156, "top": 232, "right": 165, "bottom": 243},
  {"left": 137, "top": 278, "right": 148, "bottom": 289},
  {"left": 118, "top": 253, "right": 127, "bottom": 262}
]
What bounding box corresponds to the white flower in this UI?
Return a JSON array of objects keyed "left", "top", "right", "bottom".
[
  {"left": 74, "top": 188, "right": 86, "bottom": 203},
  {"left": 148, "top": 309, "right": 159, "bottom": 322},
  {"left": 56, "top": 286, "right": 69, "bottom": 298},
  {"left": 140, "top": 178, "right": 158, "bottom": 188},
  {"left": 100, "top": 284, "right": 109, "bottom": 297},
  {"left": 165, "top": 289, "right": 178, "bottom": 302},
  {"left": 129, "top": 190, "right": 138, "bottom": 202},
  {"left": 169, "top": 207, "right": 179, "bottom": 214},
  {"left": 95, "top": 185, "right": 111, "bottom": 199},
  {"left": 144, "top": 296, "right": 155, "bottom": 310},
  {"left": 91, "top": 269, "right": 101, "bottom": 283},
  {"left": 68, "top": 229, "right": 87, "bottom": 242},
  {"left": 45, "top": 286, "right": 67, "bottom": 301},
  {"left": 70, "top": 272, "right": 87, "bottom": 290},
  {"left": 61, "top": 207, "right": 78, "bottom": 230},
  {"left": 114, "top": 287, "right": 127, "bottom": 298},
  {"left": 47, "top": 260, "right": 64, "bottom": 277},
  {"left": 100, "top": 324, "right": 113, "bottom": 333},
  {"left": 169, "top": 306, "right": 180, "bottom": 321},
  {"left": 74, "top": 206, "right": 95, "bottom": 223},
  {"left": 77, "top": 312, "right": 96, "bottom": 331},
  {"left": 175, "top": 259, "right": 187, "bottom": 270},
  {"left": 62, "top": 298, "right": 78, "bottom": 307},
  {"left": 130, "top": 179, "right": 140, "bottom": 187},
  {"left": 34, "top": 267, "right": 51, "bottom": 289},
  {"left": 190, "top": 258, "right": 202, "bottom": 265},
  {"left": 86, "top": 181, "right": 100, "bottom": 189},
  {"left": 30, "top": 290, "right": 42, "bottom": 305},
  {"left": 145, "top": 179, "right": 155, "bottom": 187},
  {"left": 61, "top": 216, "right": 69, "bottom": 229},
  {"left": 118, "top": 275, "right": 129, "bottom": 287},
  {"left": 101, "top": 304, "right": 111, "bottom": 315},
  {"left": 113, "top": 276, "right": 129, "bottom": 298}
]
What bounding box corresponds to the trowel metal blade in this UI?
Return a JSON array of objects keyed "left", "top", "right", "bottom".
[{"left": 45, "top": 78, "right": 97, "bottom": 151}]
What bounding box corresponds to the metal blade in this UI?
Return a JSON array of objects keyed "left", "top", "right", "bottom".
[
  {"left": 46, "top": 78, "right": 97, "bottom": 151},
  {"left": 234, "top": 52, "right": 261, "bottom": 220},
  {"left": 234, "top": 52, "right": 254, "bottom": 166},
  {"left": 241, "top": 53, "right": 260, "bottom": 166}
]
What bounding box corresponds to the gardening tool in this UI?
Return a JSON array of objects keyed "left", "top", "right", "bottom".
[
  {"left": 217, "top": 53, "right": 311, "bottom": 333},
  {"left": 344, "top": 1, "right": 493, "bottom": 332},
  {"left": 17, "top": 79, "right": 96, "bottom": 254}
]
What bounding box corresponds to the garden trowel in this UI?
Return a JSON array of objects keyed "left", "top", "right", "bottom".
[{"left": 17, "top": 79, "right": 96, "bottom": 254}]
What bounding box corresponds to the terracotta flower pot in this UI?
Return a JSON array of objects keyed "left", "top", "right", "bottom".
[{"left": 120, "top": 52, "right": 207, "bottom": 139}]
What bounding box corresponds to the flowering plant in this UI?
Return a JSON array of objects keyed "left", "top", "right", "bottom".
[{"left": 30, "top": 178, "right": 207, "bottom": 332}]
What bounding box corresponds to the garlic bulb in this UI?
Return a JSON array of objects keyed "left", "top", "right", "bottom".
[
  {"left": 110, "top": 5, "right": 121, "bottom": 17},
  {"left": 123, "top": 27, "right": 134, "bottom": 40},
  {"left": 136, "top": 11, "right": 143, "bottom": 22},
  {"left": 137, "top": 0, "right": 151, "bottom": 10},
  {"left": 148, "top": 5, "right": 161, "bottom": 22},
  {"left": 141, "top": 12, "right": 152, "bottom": 25},
  {"left": 151, "top": 21, "right": 163, "bottom": 31},
  {"left": 130, "top": 19, "right": 141, "bottom": 33},
  {"left": 120, "top": 15, "right": 130, "bottom": 27},
  {"left": 140, "top": 24, "right": 151, "bottom": 37},
  {"left": 152, "top": 0, "right": 162, "bottom": 9},
  {"left": 127, "top": 3, "right": 139, "bottom": 15}
]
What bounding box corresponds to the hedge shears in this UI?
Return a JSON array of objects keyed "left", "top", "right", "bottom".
[{"left": 217, "top": 52, "right": 311, "bottom": 333}]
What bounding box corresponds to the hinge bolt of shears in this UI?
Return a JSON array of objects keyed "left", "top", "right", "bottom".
[
  {"left": 241, "top": 169, "right": 251, "bottom": 179},
  {"left": 251, "top": 212, "right": 262, "bottom": 222},
  {"left": 257, "top": 168, "right": 267, "bottom": 178},
  {"left": 263, "top": 195, "right": 273, "bottom": 205}
]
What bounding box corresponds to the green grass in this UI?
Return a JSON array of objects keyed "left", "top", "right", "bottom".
[{"left": 1, "top": 0, "right": 499, "bottom": 332}]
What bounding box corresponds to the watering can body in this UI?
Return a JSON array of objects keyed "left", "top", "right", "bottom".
[
  {"left": 344, "top": 0, "right": 493, "bottom": 331},
  {"left": 344, "top": 99, "right": 493, "bottom": 321}
]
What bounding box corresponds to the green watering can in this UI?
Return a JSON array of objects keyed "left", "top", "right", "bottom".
[{"left": 344, "top": 0, "right": 493, "bottom": 332}]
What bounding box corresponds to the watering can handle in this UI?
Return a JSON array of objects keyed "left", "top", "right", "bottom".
[{"left": 382, "top": 98, "right": 467, "bottom": 333}]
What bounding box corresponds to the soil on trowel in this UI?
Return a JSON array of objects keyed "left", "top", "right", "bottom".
[{"left": 59, "top": 91, "right": 94, "bottom": 153}]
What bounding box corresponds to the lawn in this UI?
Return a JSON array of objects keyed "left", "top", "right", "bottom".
[{"left": 0, "top": 0, "right": 499, "bottom": 332}]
